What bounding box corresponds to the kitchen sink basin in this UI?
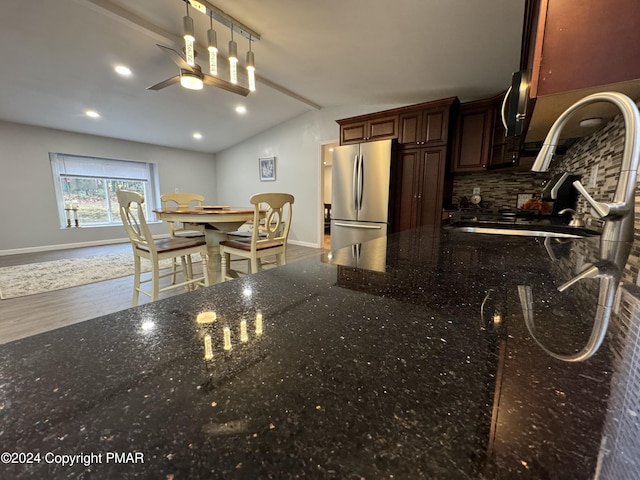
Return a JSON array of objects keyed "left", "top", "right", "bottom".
[{"left": 445, "top": 221, "right": 600, "bottom": 238}]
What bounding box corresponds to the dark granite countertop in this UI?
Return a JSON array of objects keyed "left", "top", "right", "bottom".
[{"left": 1, "top": 226, "right": 639, "bottom": 479}]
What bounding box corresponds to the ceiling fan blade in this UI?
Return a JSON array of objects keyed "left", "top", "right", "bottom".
[
  {"left": 202, "top": 75, "right": 250, "bottom": 96},
  {"left": 156, "top": 44, "right": 193, "bottom": 72},
  {"left": 147, "top": 75, "right": 180, "bottom": 91}
]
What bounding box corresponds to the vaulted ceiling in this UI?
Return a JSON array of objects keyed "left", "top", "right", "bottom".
[{"left": 0, "top": 0, "right": 525, "bottom": 153}]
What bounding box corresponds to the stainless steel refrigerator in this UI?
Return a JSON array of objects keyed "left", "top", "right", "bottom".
[{"left": 330, "top": 139, "right": 392, "bottom": 271}]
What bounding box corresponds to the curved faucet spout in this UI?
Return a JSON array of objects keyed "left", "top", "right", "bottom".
[
  {"left": 531, "top": 92, "right": 640, "bottom": 175},
  {"left": 532, "top": 92, "right": 640, "bottom": 245}
]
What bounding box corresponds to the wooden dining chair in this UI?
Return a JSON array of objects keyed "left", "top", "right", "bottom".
[
  {"left": 160, "top": 192, "right": 206, "bottom": 283},
  {"left": 220, "top": 193, "right": 294, "bottom": 280},
  {"left": 117, "top": 190, "right": 209, "bottom": 306}
]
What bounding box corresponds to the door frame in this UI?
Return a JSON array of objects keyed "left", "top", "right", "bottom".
[{"left": 318, "top": 139, "right": 339, "bottom": 248}]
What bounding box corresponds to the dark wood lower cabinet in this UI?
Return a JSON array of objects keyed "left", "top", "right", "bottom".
[{"left": 395, "top": 147, "right": 447, "bottom": 231}]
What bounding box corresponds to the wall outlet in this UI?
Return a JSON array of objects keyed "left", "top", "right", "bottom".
[
  {"left": 472, "top": 187, "right": 481, "bottom": 195},
  {"left": 174, "top": 187, "right": 179, "bottom": 193}
]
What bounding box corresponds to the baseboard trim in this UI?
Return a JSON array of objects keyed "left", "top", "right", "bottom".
[
  {"left": 0, "top": 234, "right": 171, "bottom": 257},
  {"left": 288, "top": 239, "right": 321, "bottom": 249}
]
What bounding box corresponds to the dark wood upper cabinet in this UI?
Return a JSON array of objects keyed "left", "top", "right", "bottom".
[
  {"left": 399, "top": 107, "right": 449, "bottom": 147},
  {"left": 338, "top": 115, "right": 398, "bottom": 145},
  {"left": 452, "top": 93, "right": 519, "bottom": 173},
  {"left": 451, "top": 100, "right": 494, "bottom": 173},
  {"left": 522, "top": 0, "right": 640, "bottom": 142}
]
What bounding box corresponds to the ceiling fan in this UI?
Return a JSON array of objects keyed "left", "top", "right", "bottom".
[{"left": 147, "top": 44, "right": 249, "bottom": 96}]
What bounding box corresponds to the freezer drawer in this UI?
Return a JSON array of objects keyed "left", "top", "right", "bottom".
[{"left": 330, "top": 220, "right": 388, "bottom": 272}]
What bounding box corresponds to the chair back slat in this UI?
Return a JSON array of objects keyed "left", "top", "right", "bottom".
[
  {"left": 250, "top": 193, "right": 294, "bottom": 249},
  {"left": 116, "top": 190, "right": 155, "bottom": 254}
]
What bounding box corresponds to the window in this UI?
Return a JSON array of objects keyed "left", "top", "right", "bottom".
[{"left": 50, "top": 153, "right": 160, "bottom": 227}]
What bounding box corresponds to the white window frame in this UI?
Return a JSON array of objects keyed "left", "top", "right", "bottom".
[{"left": 49, "top": 153, "right": 160, "bottom": 228}]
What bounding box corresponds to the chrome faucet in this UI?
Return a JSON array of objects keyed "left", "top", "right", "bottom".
[
  {"left": 531, "top": 91, "right": 640, "bottom": 244},
  {"left": 521, "top": 92, "right": 640, "bottom": 362}
]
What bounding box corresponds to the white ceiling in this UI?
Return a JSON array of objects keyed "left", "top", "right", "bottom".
[{"left": 0, "top": 0, "right": 525, "bottom": 154}]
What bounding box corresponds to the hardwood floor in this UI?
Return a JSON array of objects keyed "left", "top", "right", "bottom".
[{"left": 0, "top": 242, "right": 324, "bottom": 345}]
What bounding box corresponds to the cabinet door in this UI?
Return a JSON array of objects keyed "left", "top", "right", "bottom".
[
  {"left": 396, "top": 147, "right": 446, "bottom": 231},
  {"left": 417, "top": 148, "right": 446, "bottom": 227},
  {"left": 340, "top": 121, "right": 367, "bottom": 145},
  {"left": 367, "top": 115, "right": 398, "bottom": 142},
  {"left": 399, "top": 111, "right": 422, "bottom": 146},
  {"left": 399, "top": 108, "right": 449, "bottom": 146},
  {"left": 422, "top": 108, "right": 448, "bottom": 145},
  {"left": 396, "top": 149, "right": 422, "bottom": 231},
  {"left": 451, "top": 103, "right": 492, "bottom": 172},
  {"left": 340, "top": 116, "right": 397, "bottom": 145}
]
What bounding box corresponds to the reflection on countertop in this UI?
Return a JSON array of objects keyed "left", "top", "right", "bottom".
[{"left": 0, "top": 226, "right": 639, "bottom": 479}]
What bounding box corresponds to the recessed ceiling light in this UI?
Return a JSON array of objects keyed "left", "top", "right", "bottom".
[
  {"left": 579, "top": 117, "right": 603, "bottom": 128},
  {"left": 193, "top": 132, "right": 203, "bottom": 139},
  {"left": 115, "top": 65, "right": 132, "bottom": 76},
  {"left": 85, "top": 110, "right": 100, "bottom": 118},
  {"left": 235, "top": 105, "right": 247, "bottom": 114}
]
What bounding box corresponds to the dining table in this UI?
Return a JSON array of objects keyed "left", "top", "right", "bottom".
[{"left": 153, "top": 206, "right": 259, "bottom": 283}]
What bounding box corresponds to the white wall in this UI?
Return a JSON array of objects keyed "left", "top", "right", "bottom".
[
  {"left": 214, "top": 104, "right": 404, "bottom": 247},
  {"left": 0, "top": 121, "right": 217, "bottom": 253}
]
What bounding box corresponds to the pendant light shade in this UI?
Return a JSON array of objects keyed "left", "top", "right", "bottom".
[
  {"left": 228, "top": 31, "right": 238, "bottom": 84},
  {"left": 207, "top": 13, "right": 218, "bottom": 76},
  {"left": 246, "top": 50, "right": 256, "bottom": 92},
  {"left": 183, "top": 6, "right": 195, "bottom": 67}
]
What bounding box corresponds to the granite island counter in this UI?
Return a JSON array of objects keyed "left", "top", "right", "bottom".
[{"left": 1, "top": 226, "right": 639, "bottom": 479}]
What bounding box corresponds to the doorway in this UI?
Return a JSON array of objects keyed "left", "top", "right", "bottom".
[{"left": 320, "top": 142, "right": 338, "bottom": 250}]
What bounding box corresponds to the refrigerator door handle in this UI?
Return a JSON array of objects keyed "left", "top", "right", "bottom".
[
  {"left": 333, "top": 222, "right": 382, "bottom": 229},
  {"left": 352, "top": 154, "right": 359, "bottom": 211},
  {"left": 357, "top": 155, "right": 364, "bottom": 210}
]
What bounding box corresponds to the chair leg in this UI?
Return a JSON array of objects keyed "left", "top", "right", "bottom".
[
  {"left": 171, "top": 258, "right": 178, "bottom": 284},
  {"left": 201, "top": 252, "right": 210, "bottom": 286},
  {"left": 250, "top": 256, "right": 259, "bottom": 273},
  {"left": 181, "top": 256, "right": 191, "bottom": 290},
  {"left": 151, "top": 261, "right": 160, "bottom": 301},
  {"left": 276, "top": 253, "right": 285, "bottom": 266},
  {"left": 132, "top": 255, "right": 141, "bottom": 307}
]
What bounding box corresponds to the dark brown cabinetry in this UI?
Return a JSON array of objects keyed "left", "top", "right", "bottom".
[
  {"left": 399, "top": 105, "right": 450, "bottom": 147},
  {"left": 395, "top": 147, "right": 447, "bottom": 231},
  {"left": 522, "top": 0, "right": 640, "bottom": 142},
  {"left": 451, "top": 100, "right": 494, "bottom": 173},
  {"left": 451, "top": 94, "right": 517, "bottom": 173},
  {"left": 338, "top": 114, "right": 398, "bottom": 145}
]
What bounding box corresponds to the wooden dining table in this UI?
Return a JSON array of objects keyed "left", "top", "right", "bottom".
[{"left": 153, "top": 206, "right": 259, "bottom": 283}]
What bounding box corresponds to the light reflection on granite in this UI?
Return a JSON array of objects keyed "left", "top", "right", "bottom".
[{"left": 0, "top": 226, "right": 638, "bottom": 478}]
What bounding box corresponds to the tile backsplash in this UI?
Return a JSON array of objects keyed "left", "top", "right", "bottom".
[{"left": 451, "top": 171, "right": 550, "bottom": 210}]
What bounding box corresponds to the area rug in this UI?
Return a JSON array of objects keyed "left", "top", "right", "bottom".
[{"left": 0, "top": 253, "right": 198, "bottom": 300}]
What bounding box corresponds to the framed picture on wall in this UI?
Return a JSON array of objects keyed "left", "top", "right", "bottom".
[{"left": 259, "top": 156, "right": 276, "bottom": 181}]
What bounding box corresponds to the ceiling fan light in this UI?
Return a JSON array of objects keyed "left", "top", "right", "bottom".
[
  {"left": 180, "top": 73, "right": 203, "bottom": 90},
  {"left": 183, "top": 15, "right": 195, "bottom": 66},
  {"left": 246, "top": 50, "right": 256, "bottom": 92}
]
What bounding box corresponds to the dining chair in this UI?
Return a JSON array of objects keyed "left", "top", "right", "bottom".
[
  {"left": 220, "top": 193, "right": 294, "bottom": 280},
  {"left": 117, "top": 190, "right": 209, "bottom": 306},
  {"left": 160, "top": 192, "right": 206, "bottom": 283}
]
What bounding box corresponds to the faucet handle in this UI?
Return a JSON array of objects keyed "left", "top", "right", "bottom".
[
  {"left": 558, "top": 263, "right": 600, "bottom": 292},
  {"left": 571, "top": 180, "right": 628, "bottom": 219}
]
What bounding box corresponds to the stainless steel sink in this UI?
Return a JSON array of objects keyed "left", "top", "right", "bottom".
[{"left": 446, "top": 221, "right": 600, "bottom": 238}]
